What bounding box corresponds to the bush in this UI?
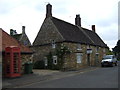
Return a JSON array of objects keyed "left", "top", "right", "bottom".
[{"left": 33, "top": 60, "right": 45, "bottom": 69}]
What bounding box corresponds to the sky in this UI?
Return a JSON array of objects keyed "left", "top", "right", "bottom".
[
  {"left": 119, "top": 1, "right": 120, "bottom": 40},
  {"left": 0, "top": 0, "right": 119, "bottom": 50}
]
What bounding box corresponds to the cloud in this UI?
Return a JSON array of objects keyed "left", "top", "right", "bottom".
[
  {"left": 0, "top": 0, "right": 24, "bottom": 14},
  {"left": 0, "top": 0, "right": 119, "bottom": 49},
  {"left": 98, "top": 24, "right": 117, "bottom": 40},
  {"left": 118, "top": 1, "right": 120, "bottom": 40}
]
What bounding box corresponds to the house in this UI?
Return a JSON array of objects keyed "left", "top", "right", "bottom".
[
  {"left": 10, "top": 26, "right": 31, "bottom": 46},
  {"left": 1, "top": 28, "right": 33, "bottom": 74},
  {"left": 32, "top": 4, "right": 109, "bottom": 70}
]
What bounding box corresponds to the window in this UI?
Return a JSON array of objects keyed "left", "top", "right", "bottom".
[
  {"left": 76, "top": 53, "right": 82, "bottom": 63},
  {"left": 53, "top": 56, "right": 57, "bottom": 65},
  {"left": 23, "top": 41, "right": 28, "bottom": 46},
  {"left": 77, "top": 44, "right": 82, "bottom": 50},
  {"left": 52, "top": 40, "right": 56, "bottom": 48},
  {"left": 44, "top": 57, "right": 48, "bottom": 66}
]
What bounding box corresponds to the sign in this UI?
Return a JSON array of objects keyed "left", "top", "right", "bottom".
[{"left": 87, "top": 49, "right": 92, "bottom": 54}]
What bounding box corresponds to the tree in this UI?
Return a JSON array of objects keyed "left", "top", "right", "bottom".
[
  {"left": 113, "top": 40, "right": 120, "bottom": 60},
  {"left": 107, "top": 50, "right": 113, "bottom": 55}
]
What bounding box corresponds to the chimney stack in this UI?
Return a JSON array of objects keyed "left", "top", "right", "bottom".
[
  {"left": 46, "top": 3, "right": 52, "bottom": 18},
  {"left": 10, "top": 29, "right": 14, "bottom": 35},
  {"left": 75, "top": 14, "right": 81, "bottom": 26},
  {"left": 10, "top": 29, "right": 17, "bottom": 35},
  {"left": 91, "top": 25, "right": 96, "bottom": 32},
  {"left": 22, "top": 26, "right": 25, "bottom": 34}
]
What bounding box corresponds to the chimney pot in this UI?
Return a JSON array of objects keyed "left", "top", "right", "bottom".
[
  {"left": 10, "top": 29, "right": 17, "bottom": 35},
  {"left": 75, "top": 14, "right": 81, "bottom": 26},
  {"left": 92, "top": 25, "right": 96, "bottom": 32},
  {"left": 22, "top": 26, "right": 25, "bottom": 34},
  {"left": 46, "top": 3, "right": 52, "bottom": 18},
  {"left": 10, "top": 29, "right": 14, "bottom": 35}
]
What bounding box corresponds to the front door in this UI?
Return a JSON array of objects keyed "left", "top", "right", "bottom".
[
  {"left": 87, "top": 54, "right": 90, "bottom": 66},
  {"left": 95, "top": 54, "right": 99, "bottom": 66}
]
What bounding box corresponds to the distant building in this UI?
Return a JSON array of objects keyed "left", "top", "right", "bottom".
[
  {"left": 32, "top": 4, "right": 109, "bottom": 70},
  {"left": 10, "top": 26, "right": 31, "bottom": 46}
]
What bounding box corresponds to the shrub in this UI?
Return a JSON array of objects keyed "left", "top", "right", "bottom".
[{"left": 33, "top": 60, "right": 45, "bottom": 69}]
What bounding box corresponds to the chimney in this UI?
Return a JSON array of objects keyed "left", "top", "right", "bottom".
[
  {"left": 46, "top": 3, "right": 52, "bottom": 18},
  {"left": 10, "top": 29, "right": 17, "bottom": 35},
  {"left": 22, "top": 26, "right": 25, "bottom": 34},
  {"left": 10, "top": 29, "right": 14, "bottom": 35},
  {"left": 91, "top": 25, "right": 96, "bottom": 32},
  {"left": 75, "top": 14, "right": 81, "bottom": 26}
]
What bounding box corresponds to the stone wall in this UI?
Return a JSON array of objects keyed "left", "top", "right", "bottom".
[
  {"left": 19, "top": 33, "right": 31, "bottom": 46},
  {"left": 31, "top": 42, "right": 108, "bottom": 70},
  {"left": 21, "top": 54, "right": 33, "bottom": 74},
  {"left": 31, "top": 45, "right": 52, "bottom": 62}
]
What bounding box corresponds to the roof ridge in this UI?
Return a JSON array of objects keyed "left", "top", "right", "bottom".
[
  {"left": 77, "top": 26, "right": 95, "bottom": 44},
  {"left": 52, "top": 16, "right": 75, "bottom": 27},
  {"left": 50, "top": 17, "right": 65, "bottom": 41},
  {"left": 82, "top": 27, "right": 108, "bottom": 47},
  {"left": 51, "top": 17, "right": 93, "bottom": 45}
]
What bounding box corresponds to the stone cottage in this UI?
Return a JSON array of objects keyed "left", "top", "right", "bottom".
[
  {"left": 32, "top": 4, "right": 109, "bottom": 70},
  {"left": 1, "top": 28, "right": 33, "bottom": 74},
  {"left": 10, "top": 26, "right": 31, "bottom": 46}
]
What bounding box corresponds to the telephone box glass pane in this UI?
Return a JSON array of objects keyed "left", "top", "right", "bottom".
[
  {"left": 13, "top": 53, "right": 19, "bottom": 73},
  {"left": 6, "top": 53, "right": 10, "bottom": 73}
]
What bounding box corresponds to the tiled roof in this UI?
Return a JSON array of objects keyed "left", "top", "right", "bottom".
[
  {"left": 51, "top": 17, "right": 93, "bottom": 45},
  {"left": 0, "top": 28, "right": 32, "bottom": 53},
  {"left": 51, "top": 17, "right": 108, "bottom": 47},
  {"left": 82, "top": 27, "right": 107, "bottom": 47}
]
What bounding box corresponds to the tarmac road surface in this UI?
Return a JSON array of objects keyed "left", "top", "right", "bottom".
[{"left": 18, "top": 65, "right": 118, "bottom": 88}]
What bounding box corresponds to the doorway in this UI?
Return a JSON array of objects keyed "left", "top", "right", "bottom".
[
  {"left": 95, "top": 54, "right": 99, "bottom": 66},
  {"left": 87, "top": 54, "right": 90, "bottom": 66}
]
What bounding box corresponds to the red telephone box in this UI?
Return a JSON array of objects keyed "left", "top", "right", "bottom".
[{"left": 5, "top": 46, "right": 21, "bottom": 77}]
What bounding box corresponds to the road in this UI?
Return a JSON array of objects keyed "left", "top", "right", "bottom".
[{"left": 18, "top": 65, "right": 118, "bottom": 88}]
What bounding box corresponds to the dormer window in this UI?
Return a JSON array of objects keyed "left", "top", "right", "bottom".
[
  {"left": 23, "top": 40, "right": 28, "bottom": 46},
  {"left": 77, "top": 44, "right": 82, "bottom": 50},
  {"left": 52, "top": 40, "right": 56, "bottom": 48}
]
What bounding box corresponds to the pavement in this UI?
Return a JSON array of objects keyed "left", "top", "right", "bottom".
[{"left": 2, "top": 66, "right": 99, "bottom": 89}]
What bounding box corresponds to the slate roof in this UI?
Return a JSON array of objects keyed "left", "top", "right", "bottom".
[
  {"left": 0, "top": 28, "right": 32, "bottom": 53},
  {"left": 82, "top": 27, "right": 107, "bottom": 47},
  {"left": 33, "top": 16, "right": 108, "bottom": 48},
  {"left": 51, "top": 17, "right": 108, "bottom": 47},
  {"left": 51, "top": 17, "right": 93, "bottom": 45},
  {"left": 12, "top": 34, "right": 22, "bottom": 41}
]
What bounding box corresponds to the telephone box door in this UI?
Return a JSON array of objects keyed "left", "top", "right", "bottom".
[{"left": 5, "top": 46, "right": 21, "bottom": 77}]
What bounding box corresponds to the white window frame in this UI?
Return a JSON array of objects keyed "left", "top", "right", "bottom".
[
  {"left": 52, "top": 40, "right": 56, "bottom": 48},
  {"left": 76, "top": 53, "right": 82, "bottom": 63},
  {"left": 77, "top": 44, "right": 82, "bottom": 50},
  {"left": 44, "top": 57, "right": 48, "bottom": 66},
  {"left": 53, "top": 56, "right": 57, "bottom": 65}
]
